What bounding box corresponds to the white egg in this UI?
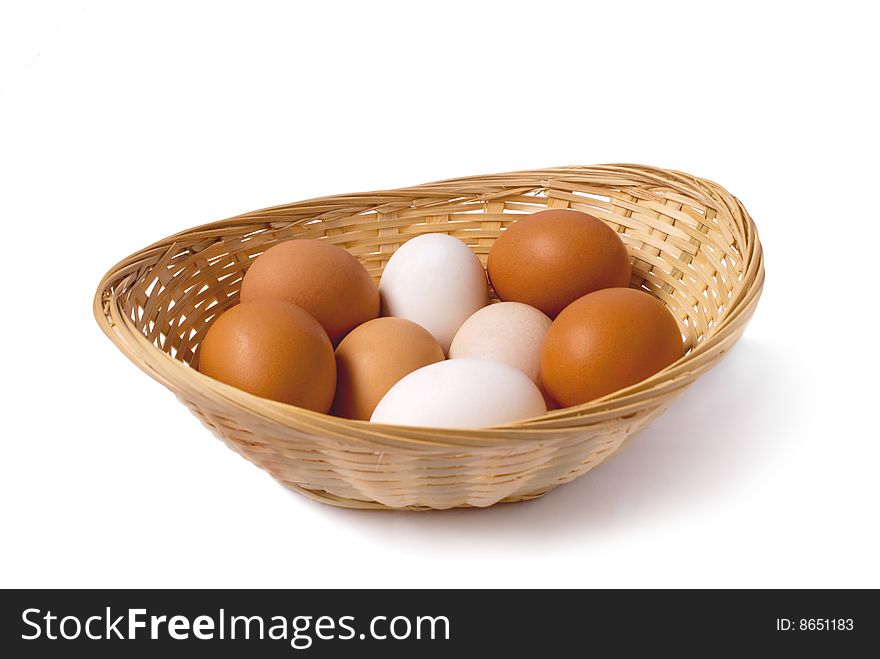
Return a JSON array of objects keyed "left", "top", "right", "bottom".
[
  {"left": 370, "top": 358, "right": 547, "bottom": 428},
  {"left": 378, "top": 233, "right": 488, "bottom": 353},
  {"left": 449, "top": 302, "right": 551, "bottom": 382}
]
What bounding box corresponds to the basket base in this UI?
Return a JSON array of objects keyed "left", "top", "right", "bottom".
[{"left": 280, "top": 480, "right": 554, "bottom": 512}]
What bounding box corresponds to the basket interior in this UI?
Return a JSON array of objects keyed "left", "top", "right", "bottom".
[{"left": 118, "top": 174, "right": 746, "bottom": 374}]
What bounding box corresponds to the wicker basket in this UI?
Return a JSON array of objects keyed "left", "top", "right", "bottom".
[{"left": 94, "top": 165, "right": 764, "bottom": 510}]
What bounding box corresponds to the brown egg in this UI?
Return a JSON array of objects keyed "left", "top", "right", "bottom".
[
  {"left": 197, "top": 300, "right": 336, "bottom": 412},
  {"left": 240, "top": 239, "right": 379, "bottom": 343},
  {"left": 540, "top": 288, "right": 684, "bottom": 407},
  {"left": 331, "top": 317, "right": 445, "bottom": 420},
  {"left": 487, "top": 209, "right": 631, "bottom": 317}
]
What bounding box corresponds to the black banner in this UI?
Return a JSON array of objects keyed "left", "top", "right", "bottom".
[{"left": 1, "top": 589, "right": 875, "bottom": 656}]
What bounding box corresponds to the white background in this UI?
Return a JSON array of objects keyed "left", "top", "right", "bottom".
[{"left": 2, "top": 1, "right": 877, "bottom": 588}]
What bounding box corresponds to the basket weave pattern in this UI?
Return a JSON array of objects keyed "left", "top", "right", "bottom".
[{"left": 94, "top": 165, "right": 764, "bottom": 510}]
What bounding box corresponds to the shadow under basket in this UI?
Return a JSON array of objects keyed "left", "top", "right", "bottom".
[{"left": 94, "top": 165, "right": 764, "bottom": 510}]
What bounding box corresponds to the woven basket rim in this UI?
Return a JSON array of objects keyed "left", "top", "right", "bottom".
[{"left": 94, "top": 164, "right": 764, "bottom": 444}]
